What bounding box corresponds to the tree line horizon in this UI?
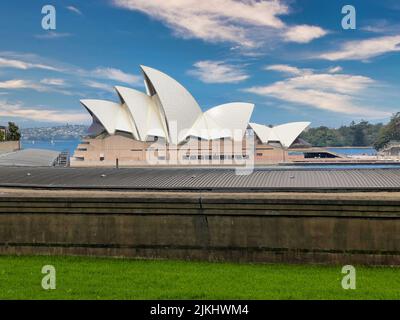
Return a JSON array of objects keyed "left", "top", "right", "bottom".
[{"left": 300, "top": 112, "right": 400, "bottom": 150}]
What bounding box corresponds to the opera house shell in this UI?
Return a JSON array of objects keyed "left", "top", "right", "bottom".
[{"left": 73, "top": 65, "right": 311, "bottom": 166}]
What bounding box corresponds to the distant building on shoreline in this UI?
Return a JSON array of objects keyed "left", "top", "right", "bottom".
[
  {"left": 0, "top": 123, "right": 21, "bottom": 153},
  {"left": 0, "top": 125, "right": 6, "bottom": 141},
  {"left": 379, "top": 141, "right": 400, "bottom": 157}
]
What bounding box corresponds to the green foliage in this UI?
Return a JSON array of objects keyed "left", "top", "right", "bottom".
[
  {"left": 0, "top": 130, "right": 4, "bottom": 141},
  {"left": 0, "top": 256, "right": 399, "bottom": 299},
  {"left": 373, "top": 113, "right": 400, "bottom": 150},
  {"left": 300, "top": 121, "right": 383, "bottom": 147},
  {"left": 6, "top": 122, "right": 21, "bottom": 141},
  {"left": 301, "top": 126, "right": 343, "bottom": 147}
]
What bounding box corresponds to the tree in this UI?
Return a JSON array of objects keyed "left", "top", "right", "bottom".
[
  {"left": 350, "top": 121, "right": 367, "bottom": 146},
  {"left": 374, "top": 113, "right": 400, "bottom": 150},
  {"left": 0, "top": 130, "right": 4, "bottom": 141},
  {"left": 300, "top": 120, "right": 384, "bottom": 147},
  {"left": 301, "top": 126, "right": 344, "bottom": 147},
  {"left": 7, "top": 122, "right": 21, "bottom": 141}
]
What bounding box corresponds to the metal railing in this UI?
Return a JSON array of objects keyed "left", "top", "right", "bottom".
[{"left": 54, "top": 149, "right": 70, "bottom": 167}]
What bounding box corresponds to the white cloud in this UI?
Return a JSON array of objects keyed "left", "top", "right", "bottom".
[
  {"left": 40, "top": 78, "right": 66, "bottom": 86},
  {"left": 244, "top": 66, "right": 391, "bottom": 118},
  {"left": 283, "top": 25, "right": 327, "bottom": 43},
  {"left": 66, "top": 6, "right": 82, "bottom": 15},
  {"left": 91, "top": 67, "right": 141, "bottom": 85},
  {"left": 284, "top": 74, "right": 374, "bottom": 94},
  {"left": 362, "top": 25, "right": 390, "bottom": 34},
  {"left": 0, "top": 101, "right": 89, "bottom": 123},
  {"left": 85, "top": 80, "right": 115, "bottom": 93},
  {"left": 0, "top": 52, "right": 142, "bottom": 90},
  {"left": 188, "top": 60, "right": 249, "bottom": 83},
  {"left": 265, "top": 64, "right": 312, "bottom": 76},
  {"left": 361, "top": 20, "right": 400, "bottom": 34},
  {"left": 35, "top": 32, "right": 72, "bottom": 40},
  {"left": 0, "top": 79, "right": 73, "bottom": 95},
  {"left": 0, "top": 80, "right": 45, "bottom": 91},
  {"left": 0, "top": 57, "right": 60, "bottom": 71},
  {"left": 318, "top": 35, "right": 400, "bottom": 61},
  {"left": 112, "top": 0, "right": 327, "bottom": 48},
  {"left": 327, "top": 66, "right": 343, "bottom": 73}
]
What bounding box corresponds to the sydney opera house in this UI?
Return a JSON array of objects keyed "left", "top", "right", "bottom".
[{"left": 72, "top": 65, "right": 315, "bottom": 166}]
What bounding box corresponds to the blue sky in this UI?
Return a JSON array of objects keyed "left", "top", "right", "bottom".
[{"left": 0, "top": 0, "right": 399, "bottom": 128}]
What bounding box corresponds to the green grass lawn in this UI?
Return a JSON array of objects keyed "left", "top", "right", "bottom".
[{"left": 0, "top": 255, "right": 399, "bottom": 299}]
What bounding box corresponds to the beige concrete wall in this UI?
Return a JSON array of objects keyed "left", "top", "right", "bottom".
[
  {"left": 0, "top": 189, "right": 399, "bottom": 265},
  {"left": 71, "top": 135, "right": 293, "bottom": 166},
  {"left": 0, "top": 141, "right": 20, "bottom": 153}
]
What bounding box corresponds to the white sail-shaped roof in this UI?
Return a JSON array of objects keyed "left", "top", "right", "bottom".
[
  {"left": 249, "top": 122, "right": 310, "bottom": 148},
  {"left": 186, "top": 103, "right": 254, "bottom": 141},
  {"left": 115, "top": 86, "right": 167, "bottom": 140},
  {"left": 117, "top": 104, "right": 139, "bottom": 138},
  {"left": 185, "top": 113, "right": 224, "bottom": 140},
  {"left": 247, "top": 122, "right": 273, "bottom": 143},
  {"left": 81, "top": 99, "right": 137, "bottom": 139},
  {"left": 273, "top": 122, "right": 311, "bottom": 148},
  {"left": 82, "top": 65, "right": 310, "bottom": 147},
  {"left": 205, "top": 103, "right": 254, "bottom": 141},
  {"left": 140, "top": 65, "right": 202, "bottom": 144}
]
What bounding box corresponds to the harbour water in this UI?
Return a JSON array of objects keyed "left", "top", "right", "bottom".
[
  {"left": 327, "top": 147, "right": 377, "bottom": 156},
  {"left": 21, "top": 139, "right": 80, "bottom": 155}
]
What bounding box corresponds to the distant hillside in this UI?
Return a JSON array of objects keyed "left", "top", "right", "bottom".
[
  {"left": 300, "top": 121, "right": 384, "bottom": 147},
  {"left": 21, "top": 125, "right": 89, "bottom": 141}
]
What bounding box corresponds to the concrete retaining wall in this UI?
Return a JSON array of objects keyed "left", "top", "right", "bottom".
[{"left": 0, "top": 189, "right": 399, "bottom": 265}]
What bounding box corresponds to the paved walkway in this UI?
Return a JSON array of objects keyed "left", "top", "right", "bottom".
[{"left": 0, "top": 149, "right": 60, "bottom": 167}]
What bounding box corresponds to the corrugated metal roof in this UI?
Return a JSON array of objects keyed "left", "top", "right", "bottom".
[{"left": 0, "top": 167, "right": 400, "bottom": 191}]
